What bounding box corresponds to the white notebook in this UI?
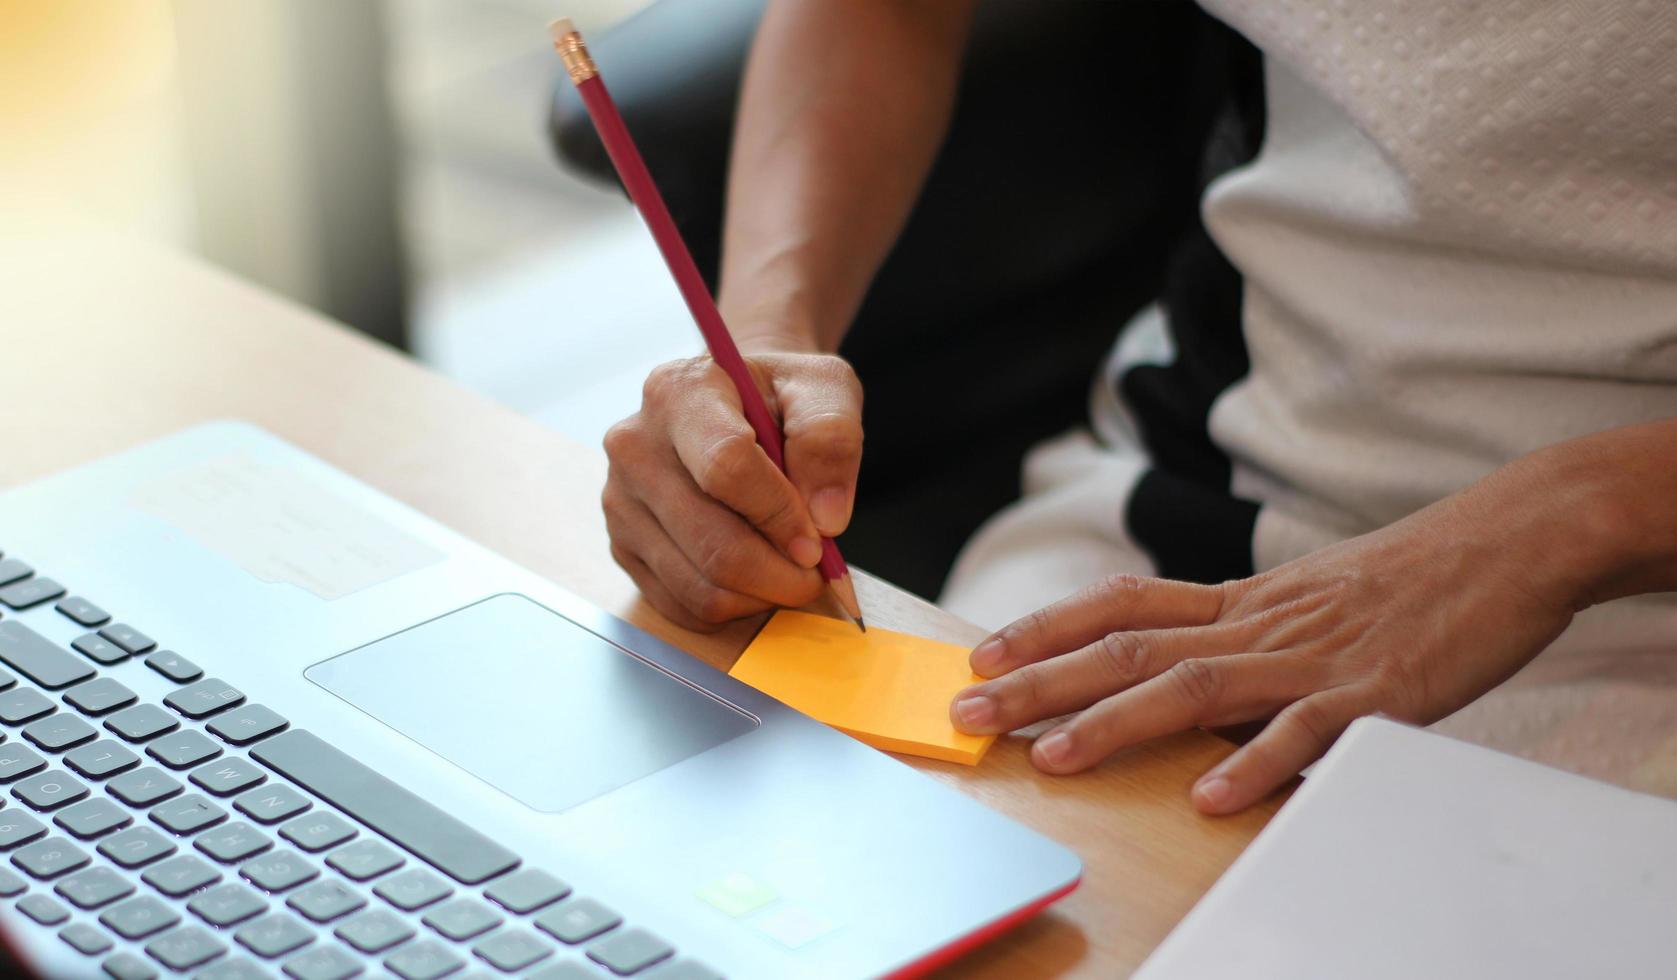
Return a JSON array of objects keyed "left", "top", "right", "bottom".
[{"left": 1136, "top": 716, "right": 1677, "bottom": 979}]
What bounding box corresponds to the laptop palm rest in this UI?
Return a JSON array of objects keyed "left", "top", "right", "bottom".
[{"left": 305, "top": 594, "right": 758, "bottom": 812}]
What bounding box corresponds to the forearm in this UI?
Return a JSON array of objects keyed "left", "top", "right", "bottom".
[
  {"left": 1453, "top": 417, "right": 1677, "bottom": 611},
  {"left": 718, "top": 0, "right": 976, "bottom": 353}
]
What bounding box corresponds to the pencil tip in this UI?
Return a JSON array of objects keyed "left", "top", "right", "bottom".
[{"left": 856, "top": 615, "right": 867, "bottom": 633}]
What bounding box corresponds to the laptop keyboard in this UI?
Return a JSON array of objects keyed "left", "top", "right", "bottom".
[{"left": 0, "top": 551, "right": 721, "bottom": 980}]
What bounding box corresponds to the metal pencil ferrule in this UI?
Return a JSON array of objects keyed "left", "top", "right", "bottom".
[{"left": 555, "top": 32, "right": 598, "bottom": 84}]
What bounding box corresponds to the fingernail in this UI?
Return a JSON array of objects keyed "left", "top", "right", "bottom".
[
  {"left": 952, "top": 694, "right": 995, "bottom": 731},
  {"left": 1195, "top": 776, "right": 1231, "bottom": 810},
  {"left": 970, "top": 638, "right": 1004, "bottom": 675},
  {"left": 788, "top": 536, "right": 823, "bottom": 568},
  {"left": 1035, "top": 731, "right": 1072, "bottom": 767},
  {"left": 809, "top": 487, "right": 849, "bottom": 536}
]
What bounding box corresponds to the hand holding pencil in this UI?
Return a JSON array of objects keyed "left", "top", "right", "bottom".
[{"left": 552, "top": 17, "right": 866, "bottom": 632}]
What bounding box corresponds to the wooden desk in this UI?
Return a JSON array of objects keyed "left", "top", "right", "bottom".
[{"left": 0, "top": 225, "right": 1283, "bottom": 977}]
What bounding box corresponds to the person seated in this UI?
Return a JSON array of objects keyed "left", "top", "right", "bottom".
[{"left": 589, "top": 0, "right": 1677, "bottom": 813}]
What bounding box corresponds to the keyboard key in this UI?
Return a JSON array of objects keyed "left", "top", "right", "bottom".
[
  {"left": 279, "top": 811, "right": 357, "bottom": 852},
  {"left": 147, "top": 729, "right": 222, "bottom": 769},
  {"left": 0, "top": 559, "right": 32, "bottom": 586},
  {"left": 64, "top": 677, "right": 137, "bottom": 715},
  {"left": 109, "top": 766, "right": 183, "bottom": 806},
  {"left": 101, "top": 951, "right": 161, "bottom": 980},
  {"left": 252, "top": 730, "right": 521, "bottom": 884},
  {"left": 73, "top": 633, "right": 128, "bottom": 666},
  {"left": 421, "top": 897, "right": 502, "bottom": 941},
  {"left": 336, "top": 907, "right": 416, "bottom": 953},
  {"left": 486, "top": 868, "right": 570, "bottom": 913},
  {"left": 145, "top": 924, "right": 226, "bottom": 971},
  {"left": 54, "top": 865, "right": 136, "bottom": 909},
  {"left": 0, "top": 865, "right": 25, "bottom": 895},
  {"left": 145, "top": 650, "right": 203, "bottom": 684},
  {"left": 105, "top": 703, "right": 179, "bottom": 742},
  {"left": 60, "top": 920, "right": 115, "bottom": 955},
  {"left": 192, "top": 755, "right": 266, "bottom": 796},
  {"left": 0, "top": 687, "right": 57, "bottom": 724},
  {"left": 198, "top": 957, "right": 273, "bottom": 980},
  {"left": 234, "top": 782, "right": 310, "bottom": 824},
  {"left": 0, "top": 576, "right": 66, "bottom": 610},
  {"left": 14, "top": 768, "right": 89, "bottom": 809},
  {"left": 99, "top": 825, "right": 179, "bottom": 868},
  {"left": 327, "top": 838, "right": 403, "bottom": 881},
  {"left": 287, "top": 878, "right": 366, "bottom": 922},
  {"left": 282, "top": 944, "right": 363, "bottom": 980},
  {"left": 56, "top": 596, "right": 111, "bottom": 627},
  {"left": 165, "top": 678, "right": 245, "bottom": 718},
  {"left": 536, "top": 898, "right": 621, "bottom": 944},
  {"left": 151, "top": 793, "right": 227, "bottom": 834},
  {"left": 142, "top": 853, "right": 222, "bottom": 896},
  {"left": 374, "top": 867, "right": 452, "bottom": 911},
  {"left": 189, "top": 881, "right": 269, "bottom": 927},
  {"left": 1, "top": 619, "right": 94, "bottom": 691},
  {"left": 587, "top": 928, "right": 675, "bottom": 976},
  {"left": 55, "top": 796, "right": 133, "bottom": 838},
  {"left": 99, "top": 624, "right": 156, "bottom": 656},
  {"left": 0, "top": 810, "right": 48, "bottom": 848},
  {"left": 17, "top": 891, "right": 71, "bottom": 924},
  {"left": 12, "top": 835, "right": 91, "bottom": 878},
  {"left": 473, "top": 928, "right": 554, "bottom": 972},
  {"left": 24, "top": 713, "right": 98, "bottom": 751},
  {"left": 208, "top": 704, "right": 289, "bottom": 745},
  {"left": 385, "top": 940, "right": 466, "bottom": 980},
  {"left": 241, "top": 849, "right": 320, "bottom": 892},
  {"left": 66, "top": 739, "right": 141, "bottom": 779},
  {"left": 236, "top": 912, "right": 316, "bottom": 958},
  {"left": 0, "top": 742, "right": 47, "bottom": 781},
  {"left": 197, "top": 821, "right": 273, "bottom": 863}
]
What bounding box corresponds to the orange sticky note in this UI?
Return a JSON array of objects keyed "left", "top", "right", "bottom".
[{"left": 729, "top": 609, "right": 996, "bottom": 765}]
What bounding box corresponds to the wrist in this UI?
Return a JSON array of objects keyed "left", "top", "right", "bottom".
[{"left": 1464, "top": 441, "right": 1644, "bottom": 613}]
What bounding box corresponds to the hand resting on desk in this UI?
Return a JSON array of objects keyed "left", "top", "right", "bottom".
[{"left": 949, "top": 422, "right": 1677, "bottom": 814}]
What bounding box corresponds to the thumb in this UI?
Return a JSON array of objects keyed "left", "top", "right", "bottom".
[{"left": 776, "top": 357, "right": 864, "bottom": 537}]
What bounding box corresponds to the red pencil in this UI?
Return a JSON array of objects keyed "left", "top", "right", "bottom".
[{"left": 550, "top": 17, "right": 865, "bottom": 631}]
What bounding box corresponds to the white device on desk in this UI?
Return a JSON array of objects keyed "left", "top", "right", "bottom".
[
  {"left": 0, "top": 422, "right": 1080, "bottom": 979},
  {"left": 1136, "top": 716, "right": 1677, "bottom": 980}
]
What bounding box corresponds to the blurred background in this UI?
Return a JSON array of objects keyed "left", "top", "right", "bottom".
[
  {"left": 3, "top": 0, "right": 1228, "bottom": 600},
  {"left": 0, "top": 0, "right": 692, "bottom": 449}
]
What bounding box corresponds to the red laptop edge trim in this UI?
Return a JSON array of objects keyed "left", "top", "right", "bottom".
[{"left": 883, "top": 875, "right": 1083, "bottom": 979}]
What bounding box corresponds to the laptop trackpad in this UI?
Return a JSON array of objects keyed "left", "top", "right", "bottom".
[{"left": 305, "top": 594, "right": 757, "bottom": 812}]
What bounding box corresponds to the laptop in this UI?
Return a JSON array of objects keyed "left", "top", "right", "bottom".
[{"left": 0, "top": 421, "right": 1080, "bottom": 979}]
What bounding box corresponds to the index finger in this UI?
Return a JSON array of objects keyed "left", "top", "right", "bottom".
[{"left": 971, "top": 575, "right": 1226, "bottom": 677}]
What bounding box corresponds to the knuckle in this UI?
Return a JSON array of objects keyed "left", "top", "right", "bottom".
[
  {"left": 1005, "top": 663, "right": 1048, "bottom": 714},
  {"left": 1014, "top": 606, "right": 1055, "bottom": 648},
  {"left": 753, "top": 485, "right": 801, "bottom": 533},
  {"left": 601, "top": 418, "right": 642, "bottom": 460},
  {"left": 1097, "top": 573, "right": 1150, "bottom": 604},
  {"left": 692, "top": 532, "right": 748, "bottom": 587},
  {"left": 787, "top": 413, "right": 863, "bottom": 463},
  {"left": 687, "top": 583, "right": 739, "bottom": 624},
  {"left": 694, "top": 434, "right": 762, "bottom": 499},
  {"left": 1282, "top": 698, "right": 1343, "bottom": 753},
  {"left": 1166, "top": 658, "right": 1224, "bottom": 708},
  {"left": 1091, "top": 631, "right": 1150, "bottom": 683}
]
